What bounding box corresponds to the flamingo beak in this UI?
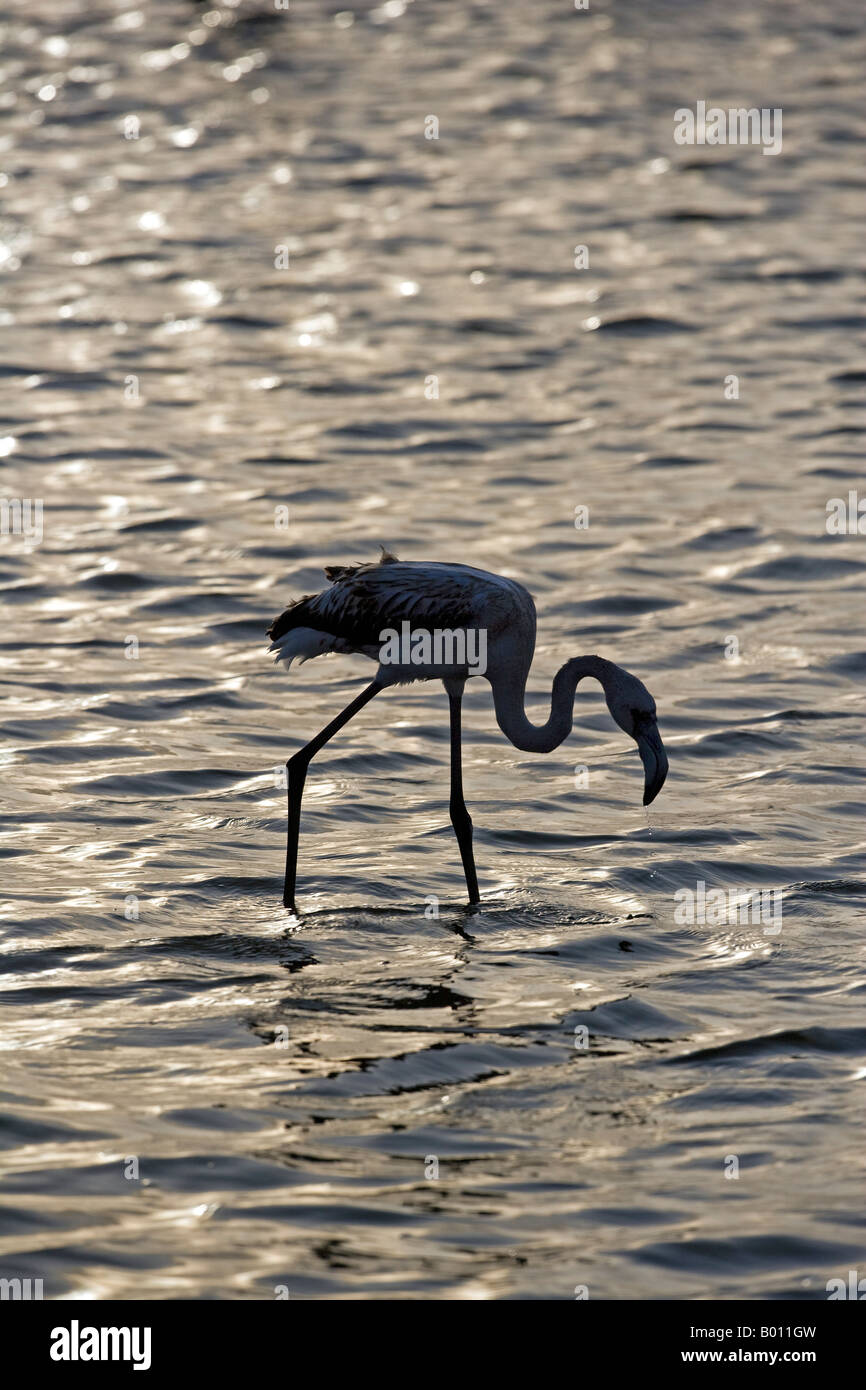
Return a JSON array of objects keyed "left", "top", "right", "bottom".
[{"left": 637, "top": 721, "right": 668, "bottom": 805}]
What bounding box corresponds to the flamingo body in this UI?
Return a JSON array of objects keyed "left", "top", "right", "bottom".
[{"left": 268, "top": 552, "right": 532, "bottom": 684}]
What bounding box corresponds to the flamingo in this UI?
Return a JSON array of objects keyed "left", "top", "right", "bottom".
[{"left": 267, "top": 550, "right": 668, "bottom": 912}]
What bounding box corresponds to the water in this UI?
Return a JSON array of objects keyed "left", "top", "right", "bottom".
[{"left": 1, "top": 0, "right": 864, "bottom": 1300}]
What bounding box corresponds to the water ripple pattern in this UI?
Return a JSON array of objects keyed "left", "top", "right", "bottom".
[{"left": 0, "top": 0, "right": 864, "bottom": 1300}]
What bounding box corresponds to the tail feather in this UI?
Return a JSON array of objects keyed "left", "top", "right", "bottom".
[
  {"left": 266, "top": 550, "right": 399, "bottom": 669},
  {"left": 268, "top": 625, "right": 338, "bottom": 670},
  {"left": 266, "top": 595, "right": 315, "bottom": 643},
  {"left": 266, "top": 594, "right": 339, "bottom": 669}
]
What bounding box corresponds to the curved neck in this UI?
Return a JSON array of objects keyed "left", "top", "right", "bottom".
[{"left": 490, "top": 655, "right": 617, "bottom": 753}]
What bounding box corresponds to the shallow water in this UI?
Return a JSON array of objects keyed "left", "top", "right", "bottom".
[{"left": 1, "top": 0, "right": 864, "bottom": 1300}]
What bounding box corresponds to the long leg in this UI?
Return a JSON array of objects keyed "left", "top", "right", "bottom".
[
  {"left": 284, "top": 680, "right": 382, "bottom": 911},
  {"left": 446, "top": 681, "right": 480, "bottom": 904}
]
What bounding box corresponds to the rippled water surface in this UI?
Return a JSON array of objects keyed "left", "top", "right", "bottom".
[{"left": 1, "top": 0, "right": 865, "bottom": 1300}]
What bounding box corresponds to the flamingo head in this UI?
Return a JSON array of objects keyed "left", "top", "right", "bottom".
[{"left": 605, "top": 671, "right": 669, "bottom": 805}]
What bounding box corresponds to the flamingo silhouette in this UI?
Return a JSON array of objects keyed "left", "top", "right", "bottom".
[{"left": 267, "top": 550, "right": 668, "bottom": 912}]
